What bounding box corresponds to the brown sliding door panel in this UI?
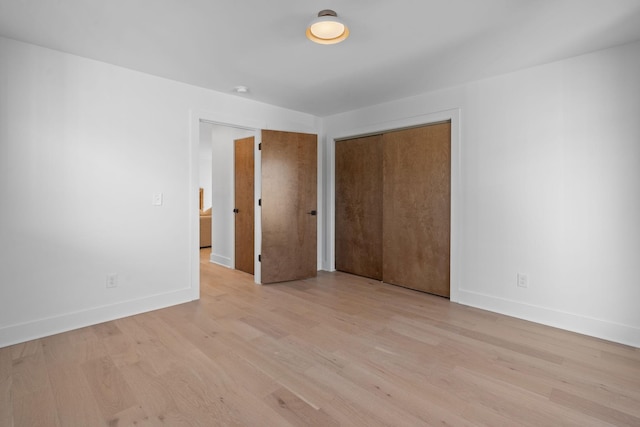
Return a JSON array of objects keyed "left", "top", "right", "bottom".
[
  {"left": 382, "top": 122, "right": 451, "bottom": 297},
  {"left": 335, "top": 135, "right": 383, "bottom": 280},
  {"left": 234, "top": 136, "right": 255, "bottom": 275},
  {"left": 261, "top": 130, "right": 317, "bottom": 284}
]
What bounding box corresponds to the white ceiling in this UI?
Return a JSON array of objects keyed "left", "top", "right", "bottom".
[{"left": 2, "top": 0, "right": 640, "bottom": 117}]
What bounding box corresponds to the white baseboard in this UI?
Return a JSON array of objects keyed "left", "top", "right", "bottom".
[
  {"left": 209, "top": 252, "right": 232, "bottom": 268},
  {"left": 0, "top": 288, "right": 195, "bottom": 348},
  {"left": 457, "top": 289, "right": 640, "bottom": 348}
]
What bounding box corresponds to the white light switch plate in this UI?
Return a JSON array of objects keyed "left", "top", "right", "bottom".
[{"left": 152, "top": 192, "right": 163, "bottom": 206}]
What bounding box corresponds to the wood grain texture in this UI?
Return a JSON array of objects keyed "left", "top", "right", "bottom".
[
  {"left": 234, "top": 136, "right": 255, "bottom": 275},
  {"left": 47, "top": 361, "right": 108, "bottom": 427},
  {"left": 0, "top": 348, "right": 11, "bottom": 427},
  {"left": 261, "top": 129, "right": 317, "bottom": 284},
  {"left": 0, "top": 249, "right": 638, "bottom": 426},
  {"left": 13, "top": 388, "right": 60, "bottom": 427},
  {"left": 81, "top": 356, "right": 138, "bottom": 421},
  {"left": 335, "top": 135, "right": 383, "bottom": 280},
  {"left": 383, "top": 122, "right": 451, "bottom": 296}
]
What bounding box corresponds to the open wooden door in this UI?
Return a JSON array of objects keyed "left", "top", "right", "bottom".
[
  {"left": 261, "top": 130, "right": 317, "bottom": 284},
  {"left": 234, "top": 136, "right": 254, "bottom": 275}
]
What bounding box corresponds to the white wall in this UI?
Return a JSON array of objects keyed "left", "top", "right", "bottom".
[
  {"left": 0, "top": 36, "right": 319, "bottom": 347},
  {"left": 198, "top": 122, "right": 214, "bottom": 210},
  {"left": 324, "top": 40, "right": 640, "bottom": 347}
]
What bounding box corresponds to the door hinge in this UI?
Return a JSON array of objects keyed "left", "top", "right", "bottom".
[
  {"left": 258, "top": 254, "right": 261, "bottom": 262},
  {"left": 258, "top": 198, "right": 261, "bottom": 206},
  {"left": 233, "top": 208, "right": 239, "bottom": 213},
  {"left": 258, "top": 143, "right": 262, "bottom": 150}
]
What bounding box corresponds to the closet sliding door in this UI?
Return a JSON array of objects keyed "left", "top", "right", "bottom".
[
  {"left": 335, "top": 135, "right": 383, "bottom": 280},
  {"left": 382, "top": 123, "right": 451, "bottom": 297},
  {"left": 335, "top": 121, "right": 451, "bottom": 297}
]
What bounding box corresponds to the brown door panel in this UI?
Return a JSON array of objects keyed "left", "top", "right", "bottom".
[
  {"left": 261, "top": 130, "right": 317, "bottom": 284},
  {"left": 382, "top": 122, "right": 451, "bottom": 297},
  {"left": 234, "top": 136, "right": 255, "bottom": 275},
  {"left": 335, "top": 135, "right": 383, "bottom": 280}
]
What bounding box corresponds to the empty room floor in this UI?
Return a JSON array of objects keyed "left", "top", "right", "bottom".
[{"left": 1, "top": 249, "right": 639, "bottom": 426}]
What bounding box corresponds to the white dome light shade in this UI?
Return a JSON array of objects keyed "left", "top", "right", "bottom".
[
  {"left": 306, "top": 10, "right": 349, "bottom": 45},
  {"left": 311, "top": 20, "right": 345, "bottom": 39}
]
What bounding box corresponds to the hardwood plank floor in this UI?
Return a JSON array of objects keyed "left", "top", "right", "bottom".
[{"left": 1, "top": 249, "right": 639, "bottom": 426}]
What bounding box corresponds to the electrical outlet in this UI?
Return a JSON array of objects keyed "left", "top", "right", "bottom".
[
  {"left": 517, "top": 273, "right": 528, "bottom": 288},
  {"left": 106, "top": 274, "right": 118, "bottom": 288}
]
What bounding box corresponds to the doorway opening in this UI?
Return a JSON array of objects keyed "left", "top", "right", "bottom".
[
  {"left": 190, "top": 111, "right": 321, "bottom": 294},
  {"left": 197, "top": 120, "right": 260, "bottom": 282}
]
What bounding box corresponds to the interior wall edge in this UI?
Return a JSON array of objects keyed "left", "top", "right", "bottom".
[
  {"left": 0, "top": 288, "right": 194, "bottom": 349},
  {"left": 457, "top": 289, "right": 640, "bottom": 348}
]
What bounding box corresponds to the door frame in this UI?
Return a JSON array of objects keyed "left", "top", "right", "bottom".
[
  {"left": 326, "top": 108, "right": 462, "bottom": 303},
  {"left": 189, "top": 110, "right": 263, "bottom": 287}
]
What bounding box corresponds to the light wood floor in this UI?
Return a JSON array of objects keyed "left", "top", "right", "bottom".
[{"left": 1, "top": 250, "right": 639, "bottom": 426}]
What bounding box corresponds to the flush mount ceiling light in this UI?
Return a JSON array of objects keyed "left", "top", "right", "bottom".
[
  {"left": 306, "top": 9, "right": 349, "bottom": 45},
  {"left": 233, "top": 85, "right": 249, "bottom": 94}
]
